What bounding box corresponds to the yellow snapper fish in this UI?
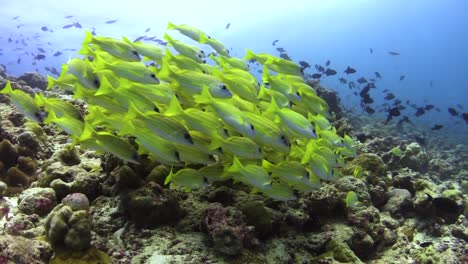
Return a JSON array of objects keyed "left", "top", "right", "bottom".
[
  {"left": 225, "top": 156, "right": 272, "bottom": 191},
  {"left": 43, "top": 109, "right": 84, "bottom": 137},
  {"left": 94, "top": 54, "right": 159, "bottom": 84},
  {"left": 119, "top": 119, "right": 181, "bottom": 165},
  {"left": 210, "top": 135, "right": 263, "bottom": 160},
  {"left": 265, "top": 97, "right": 317, "bottom": 139},
  {"left": 34, "top": 93, "right": 82, "bottom": 120},
  {"left": 0, "top": 81, "right": 44, "bottom": 123},
  {"left": 199, "top": 33, "right": 229, "bottom": 57},
  {"left": 78, "top": 122, "right": 139, "bottom": 164},
  {"left": 80, "top": 30, "right": 140, "bottom": 62},
  {"left": 262, "top": 160, "right": 320, "bottom": 191},
  {"left": 64, "top": 58, "right": 100, "bottom": 89},
  {"left": 166, "top": 22, "right": 205, "bottom": 42},
  {"left": 158, "top": 60, "right": 231, "bottom": 99},
  {"left": 262, "top": 67, "right": 301, "bottom": 103},
  {"left": 212, "top": 69, "right": 258, "bottom": 102},
  {"left": 194, "top": 87, "right": 255, "bottom": 138},
  {"left": 264, "top": 56, "right": 303, "bottom": 76},
  {"left": 257, "top": 182, "right": 297, "bottom": 201},
  {"left": 165, "top": 168, "right": 209, "bottom": 191},
  {"left": 164, "top": 33, "right": 206, "bottom": 63},
  {"left": 163, "top": 48, "right": 205, "bottom": 73},
  {"left": 122, "top": 36, "right": 165, "bottom": 64},
  {"left": 242, "top": 111, "right": 290, "bottom": 153},
  {"left": 164, "top": 96, "right": 228, "bottom": 138},
  {"left": 124, "top": 103, "right": 194, "bottom": 146},
  {"left": 243, "top": 49, "right": 271, "bottom": 64},
  {"left": 209, "top": 53, "right": 249, "bottom": 71},
  {"left": 46, "top": 73, "right": 77, "bottom": 92}
]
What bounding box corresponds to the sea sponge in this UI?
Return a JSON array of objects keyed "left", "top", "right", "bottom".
[{"left": 0, "top": 139, "right": 18, "bottom": 168}]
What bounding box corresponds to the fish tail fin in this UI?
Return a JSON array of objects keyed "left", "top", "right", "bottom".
[
  {"left": 78, "top": 121, "right": 96, "bottom": 142},
  {"left": 261, "top": 159, "right": 275, "bottom": 172},
  {"left": 243, "top": 49, "right": 256, "bottom": 61},
  {"left": 0, "top": 81, "right": 13, "bottom": 95},
  {"left": 264, "top": 95, "right": 280, "bottom": 116},
  {"left": 157, "top": 59, "right": 174, "bottom": 82},
  {"left": 34, "top": 93, "right": 47, "bottom": 107},
  {"left": 227, "top": 156, "right": 243, "bottom": 173},
  {"left": 124, "top": 103, "right": 143, "bottom": 124},
  {"left": 261, "top": 65, "right": 270, "bottom": 82},
  {"left": 163, "top": 33, "right": 173, "bottom": 45},
  {"left": 199, "top": 33, "right": 209, "bottom": 44},
  {"left": 79, "top": 31, "right": 95, "bottom": 56},
  {"left": 46, "top": 76, "right": 58, "bottom": 90},
  {"left": 164, "top": 96, "right": 184, "bottom": 117},
  {"left": 164, "top": 167, "right": 175, "bottom": 185},
  {"left": 167, "top": 21, "right": 177, "bottom": 30},
  {"left": 208, "top": 134, "right": 225, "bottom": 151},
  {"left": 193, "top": 85, "right": 214, "bottom": 105},
  {"left": 43, "top": 108, "right": 58, "bottom": 125},
  {"left": 121, "top": 36, "right": 133, "bottom": 45}
]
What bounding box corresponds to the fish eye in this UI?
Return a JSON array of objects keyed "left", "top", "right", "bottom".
[
  {"left": 94, "top": 79, "right": 100, "bottom": 87},
  {"left": 153, "top": 106, "right": 160, "bottom": 112},
  {"left": 207, "top": 36, "right": 211, "bottom": 39},
  {"left": 203, "top": 176, "right": 209, "bottom": 184},
  {"left": 202, "top": 70, "right": 206, "bottom": 74},
  {"left": 263, "top": 82, "right": 270, "bottom": 88},
  {"left": 201, "top": 50, "right": 206, "bottom": 54},
  {"left": 305, "top": 170, "right": 310, "bottom": 179},
  {"left": 226, "top": 50, "right": 230, "bottom": 54},
  {"left": 250, "top": 124, "right": 255, "bottom": 131},
  {"left": 258, "top": 147, "right": 262, "bottom": 153},
  {"left": 150, "top": 73, "right": 157, "bottom": 79},
  {"left": 184, "top": 132, "right": 194, "bottom": 144},
  {"left": 221, "top": 84, "right": 227, "bottom": 90},
  {"left": 217, "top": 147, "right": 223, "bottom": 154},
  {"left": 132, "top": 50, "right": 139, "bottom": 56},
  {"left": 175, "top": 151, "right": 180, "bottom": 161}
]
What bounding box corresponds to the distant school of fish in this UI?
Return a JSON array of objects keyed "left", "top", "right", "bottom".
[{"left": 0, "top": 22, "right": 358, "bottom": 201}]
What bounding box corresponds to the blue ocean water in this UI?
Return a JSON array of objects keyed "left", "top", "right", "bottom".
[{"left": 1, "top": 0, "right": 467, "bottom": 134}]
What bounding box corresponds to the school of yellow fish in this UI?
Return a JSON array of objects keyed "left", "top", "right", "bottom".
[{"left": 0, "top": 22, "right": 357, "bottom": 201}]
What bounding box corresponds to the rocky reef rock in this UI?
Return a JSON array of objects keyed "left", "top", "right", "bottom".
[
  {"left": 44, "top": 204, "right": 92, "bottom": 251},
  {"left": 120, "top": 182, "right": 181, "bottom": 228},
  {"left": 17, "top": 72, "right": 48, "bottom": 91},
  {"left": 203, "top": 202, "right": 259, "bottom": 255},
  {"left": 18, "top": 187, "right": 57, "bottom": 216},
  {"left": 0, "top": 234, "right": 53, "bottom": 263}
]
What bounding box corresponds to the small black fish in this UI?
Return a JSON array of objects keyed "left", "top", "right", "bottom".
[
  {"left": 429, "top": 81, "right": 433, "bottom": 87},
  {"left": 311, "top": 73, "right": 322, "bottom": 79},
  {"left": 134, "top": 36, "right": 145, "bottom": 42},
  {"left": 338, "top": 78, "right": 347, "bottom": 84},
  {"left": 13, "top": 16, "right": 20, "bottom": 20},
  {"left": 400, "top": 75, "right": 405, "bottom": 81},
  {"left": 17, "top": 58, "right": 21, "bottom": 64},
  {"left": 53, "top": 51, "right": 62, "bottom": 56},
  {"left": 431, "top": 124, "right": 443, "bottom": 130},
  {"left": 41, "top": 26, "right": 48, "bottom": 32},
  {"left": 325, "top": 60, "right": 330, "bottom": 66},
  {"left": 364, "top": 106, "right": 375, "bottom": 114},
  {"left": 225, "top": 23, "right": 231, "bottom": 30},
  {"left": 37, "top": 47, "right": 46, "bottom": 53},
  {"left": 369, "top": 48, "right": 373, "bottom": 54},
  {"left": 374, "top": 72, "right": 381, "bottom": 79},
  {"left": 279, "top": 53, "right": 291, "bottom": 60},
  {"left": 74, "top": 22, "right": 82, "bottom": 28},
  {"left": 62, "top": 23, "right": 74, "bottom": 29},
  {"left": 299, "top": 61, "right": 310, "bottom": 69},
  {"left": 324, "top": 68, "right": 337, "bottom": 76},
  {"left": 276, "top": 47, "right": 286, "bottom": 53},
  {"left": 34, "top": 54, "right": 46, "bottom": 60},
  {"left": 344, "top": 66, "right": 356, "bottom": 74},
  {"left": 348, "top": 81, "right": 356, "bottom": 89},
  {"left": 384, "top": 93, "right": 395, "bottom": 100},
  {"left": 145, "top": 27, "right": 151, "bottom": 32},
  {"left": 272, "top": 40, "right": 279, "bottom": 46},
  {"left": 415, "top": 107, "right": 425, "bottom": 117},
  {"left": 105, "top": 19, "right": 118, "bottom": 24},
  {"left": 144, "top": 36, "right": 156, "bottom": 41},
  {"left": 385, "top": 107, "right": 401, "bottom": 123},
  {"left": 315, "top": 65, "right": 325, "bottom": 72},
  {"left": 456, "top": 104, "right": 463, "bottom": 109},
  {"left": 382, "top": 89, "right": 389, "bottom": 93},
  {"left": 65, "top": 15, "right": 73, "bottom": 18},
  {"left": 8, "top": 37, "right": 12, "bottom": 43},
  {"left": 388, "top": 51, "right": 400, "bottom": 56},
  {"left": 357, "top": 77, "right": 368, "bottom": 84},
  {"left": 462, "top": 113, "right": 468, "bottom": 124},
  {"left": 448, "top": 107, "right": 459, "bottom": 116},
  {"left": 424, "top": 104, "right": 434, "bottom": 111}
]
